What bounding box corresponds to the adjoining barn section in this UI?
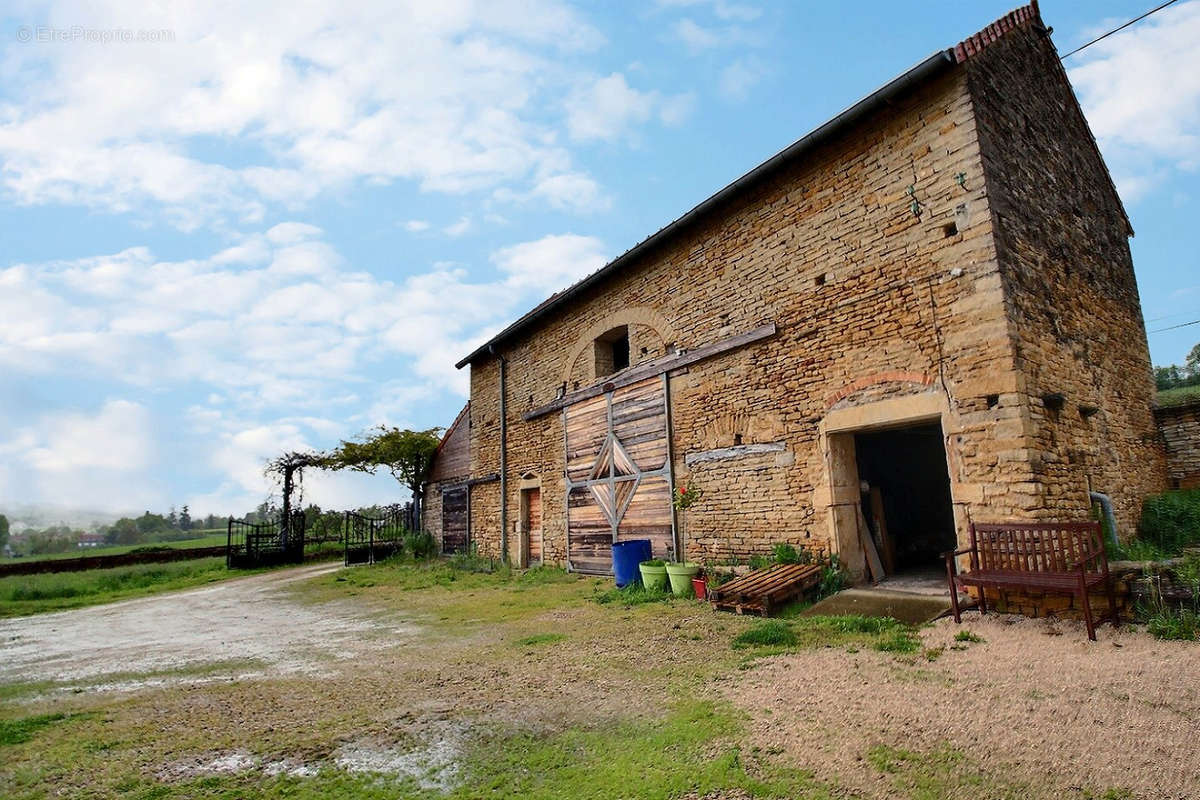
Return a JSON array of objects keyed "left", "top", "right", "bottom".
[{"left": 423, "top": 3, "right": 1169, "bottom": 584}]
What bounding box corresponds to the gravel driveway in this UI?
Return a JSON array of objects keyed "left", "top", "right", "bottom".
[{"left": 0, "top": 563, "right": 414, "bottom": 685}]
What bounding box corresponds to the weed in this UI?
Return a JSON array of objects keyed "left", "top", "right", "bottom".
[
  {"left": 0, "top": 712, "right": 81, "bottom": 747},
  {"left": 874, "top": 628, "right": 920, "bottom": 653},
  {"left": 732, "top": 620, "right": 797, "bottom": 649},
  {"left": 1144, "top": 606, "right": 1200, "bottom": 641},
  {"left": 954, "top": 630, "right": 985, "bottom": 644},
  {"left": 403, "top": 529, "right": 437, "bottom": 559},
  {"left": 923, "top": 646, "right": 944, "bottom": 662},
  {"left": 1137, "top": 488, "right": 1200, "bottom": 555},
  {"left": 515, "top": 633, "right": 567, "bottom": 647},
  {"left": 593, "top": 583, "right": 671, "bottom": 606}
]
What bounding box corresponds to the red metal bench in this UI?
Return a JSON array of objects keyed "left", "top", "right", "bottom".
[{"left": 945, "top": 521, "right": 1117, "bottom": 640}]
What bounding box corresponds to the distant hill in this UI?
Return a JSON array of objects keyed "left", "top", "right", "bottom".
[{"left": 0, "top": 503, "right": 133, "bottom": 533}]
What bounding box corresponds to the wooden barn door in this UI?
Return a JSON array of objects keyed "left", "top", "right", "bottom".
[
  {"left": 441, "top": 487, "right": 468, "bottom": 554},
  {"left": 524, "top": 487, "right": 542, "bottom": 565},
  {"left": 563, "top": 375, "right": 674, "bottom": 574}
]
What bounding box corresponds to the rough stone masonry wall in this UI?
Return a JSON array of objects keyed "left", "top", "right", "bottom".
[
  {"left": 1155, "top": 401, "right": 1200, "bottom": 489},
  {"left": 965, "top": 22, "right": 1168, "bottom": 536},
  {"left": 468, "top": 68, "right": 1039, "bottom": 567}
]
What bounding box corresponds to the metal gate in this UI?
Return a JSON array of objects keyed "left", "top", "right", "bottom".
[
  {"left": 226, "top": 511, "right": 305, "bottom": 568},
  {"left": 564, "top": 375, "right": 675, "bottom": 574},
  {"left": 344, "top": 509, "right": 405, "bottom": 565}
]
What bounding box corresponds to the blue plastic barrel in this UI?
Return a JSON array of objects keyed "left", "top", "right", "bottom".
[{"left": 612, "top": 539, "right": 653, "bottom": 587}]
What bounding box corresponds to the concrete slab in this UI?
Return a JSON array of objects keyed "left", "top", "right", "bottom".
[{"left": 801, "top": 588, "right": 959, "bottom": 625}]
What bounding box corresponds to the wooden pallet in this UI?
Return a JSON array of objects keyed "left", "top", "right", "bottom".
[{"left": 708, "top": 563, "right": 823, "bottom": 616}]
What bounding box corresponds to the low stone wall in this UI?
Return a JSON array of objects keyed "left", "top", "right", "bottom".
[
  {"left": 1155, "top": 400, "right": 1200, "bottom": 489},
  {"left": 972, "top": 558, "right": 1196, "bottom": 623}
]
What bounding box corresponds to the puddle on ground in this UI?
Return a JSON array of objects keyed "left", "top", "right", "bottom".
[{"left": 155, "top": 716, "right": 468, "bottom": 791}]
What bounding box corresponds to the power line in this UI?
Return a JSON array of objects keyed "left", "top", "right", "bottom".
[
  {"left": 1149, "top": 318, "right": 1200, "bottom": 333},
  {"left": 1061, "top": 0, "right": 1181, "bottom": 59}
]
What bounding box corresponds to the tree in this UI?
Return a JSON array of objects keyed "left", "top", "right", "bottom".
[
  {"left": 1187, "top": 343, "right": 1200, "bottom": 379},
  {"left": 0, "top": 514, "right": 9, "bottom": 554},
  {"left": 179, "top": 505, "right": 192, "bottom": 531},
  {"left": 106, "top": 517, "right": 141, "bottom": 545},
  {"left": 330, "top": 426, "right": 442, "bottom": 501}
]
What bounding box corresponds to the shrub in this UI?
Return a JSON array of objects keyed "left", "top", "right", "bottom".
[
  {"left": 771, "top": 543, "right": 800, "bottom": 564},
  {"left": 403, "top": 529, "right": 436, "bottom": 559},
  {"left": 815, "top": 555, "right": 848, "bottom": 601},
  {"left": 1138, "top": 489, "right": 1200, "bottom": 555},
  {"left": 732, "top": 620, "right": 797, "bottom": 648}
]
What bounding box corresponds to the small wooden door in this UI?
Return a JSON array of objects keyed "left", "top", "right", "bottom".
[
  {"left": 524, "top": 487, "right": 542, "bottom": 565},
  {"left": 441, "top": 487, "right": 468, "bottom": 554}
]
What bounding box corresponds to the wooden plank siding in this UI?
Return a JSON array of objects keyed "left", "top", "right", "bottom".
[
  {"left": 564, "top": 375, "right": 675, "bottom": 574},
  {"left": 441, "top": 487, "right": 468, "bottom": 554}
]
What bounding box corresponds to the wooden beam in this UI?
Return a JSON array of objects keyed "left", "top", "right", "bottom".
[
  {"left": 684, "top": 442, "right": 785, "bottom": 466},
  {"left": 523, "top": 322, "right": 776, "bottom": 420}
]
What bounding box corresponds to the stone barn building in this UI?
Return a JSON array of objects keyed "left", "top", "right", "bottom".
[{"left": 424, "top": 3, "right": 1169, "bottom": 581}]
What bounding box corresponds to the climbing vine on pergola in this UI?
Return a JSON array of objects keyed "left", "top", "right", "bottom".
[{"left": 264, "top": 426, "right": 443, "bottom": 532}]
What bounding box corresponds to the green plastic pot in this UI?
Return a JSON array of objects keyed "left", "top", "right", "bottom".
[
  {"left": 665, "top": 562, "right": 700, "bottom": 597},
  {"left": 639, "top": 560, "right": 668, "bottom": 591}
]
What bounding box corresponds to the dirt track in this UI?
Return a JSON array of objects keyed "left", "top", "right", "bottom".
[{"left": 0, "top": 563, "right": 414, "bottom": 684}]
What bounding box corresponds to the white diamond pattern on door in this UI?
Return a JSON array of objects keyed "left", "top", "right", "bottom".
[{"left": 563, "top": 375, "right": 674, "bottom": 574}]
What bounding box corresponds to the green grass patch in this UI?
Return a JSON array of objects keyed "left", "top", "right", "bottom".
[
  {"left": 592, "top": 582, "right": 671, "bottom": 606},
  {"left": 515, "top": 633, "right": 567, "bottom": 647},
  {"left": 953, "top": 630, "right": 985, "bottom": 644},
  {"left": 730, "top": 615, "right": 921, "bottom": 656},
  {"left": 732, "top": 620, "right": 797, "bottom": 649},
  {"left": 458, "top": 700, "right": 832, "bottom": 800},
  {"left": 5, "top": 531, "right": 228, "bottom": 563},
  {"left": 0, "top": 557, "right": 247, "bottom": 617},
  {"left": 0, "top": 712, "right": 90, "bottom": 747},
  {"left": 1157, "top": 384, "right": 1200, "bottom": 408},
  {"left": 867, "top": 744, "right": 1025, "bottom": 798},
  {"left": 1144, "top": 606, "right": 1200, "bottom": 641}
]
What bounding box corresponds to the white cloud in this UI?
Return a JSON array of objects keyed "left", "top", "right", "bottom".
[
  {"left": 402, "top": 219, "right": 431, "bottom": 232},
  {"left": 718, "top": 57, "right": 769, "bottom": 101},
  {"left": 1, "top": 400, "right": 165, "bottom": 512},
  {"left": 0, "top": 225, "right": 613, "bottom": 514},
  {"left": 0, "top": 0, "right": 615, "bottom": 228},
  {"left": 1068, "top": 0, "right": 1200, "bottom": 201},
  {"left": 566, "top": 73, "right": 694, "bottom": 142},
  {"left": 491, "top": 233, "right": 608, "bottom": 295},
  {"left": 443, "top": 216, "right": 473, "bottom": 237},
  {"left": 657, "top": 0, "right": 761, "bottom": 22},
  {"left": 673, "top": 18, "right": 721, "bottom": 50}
]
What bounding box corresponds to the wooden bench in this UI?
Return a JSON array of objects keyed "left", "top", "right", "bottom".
[{"left": 945, "top": 521, "right": 1117, "bottom": 640}]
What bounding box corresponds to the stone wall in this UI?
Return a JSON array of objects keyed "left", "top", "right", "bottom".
[
  {"left": 468, "top": 68, "right": 1022, "bottom": 568},
  {"left": 1155, "top": 401, "right": 1200, "bottom": 489},
  {"left": 461, "top": 11, "right": 1168, "bottom": 571},
  {"left": 964, "top": 21, "right": 1168, "bottom": 534}
]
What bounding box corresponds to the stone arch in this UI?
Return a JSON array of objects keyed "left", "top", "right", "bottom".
[
  {"left": 562, "top": 307, "right": 679, "bottom": 386},
  {"left": 824, "top": 370, "right": 937, "bottom": 412}
]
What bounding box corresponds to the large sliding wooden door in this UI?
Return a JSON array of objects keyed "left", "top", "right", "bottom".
[{"left": 563, "top": 375, "right": 674, "bottom": 574}]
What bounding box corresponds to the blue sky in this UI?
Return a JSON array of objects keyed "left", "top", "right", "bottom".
[{"left": 0, "top": 0, "right": 1197, "bottom": 517}]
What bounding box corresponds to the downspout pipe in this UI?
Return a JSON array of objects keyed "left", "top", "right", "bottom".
[
  {"left": 1089, "top": 491, "right": 1119, "bottom": 548},
  {"left": 492, "top": 346, "right": 508, "bottom": 562}
]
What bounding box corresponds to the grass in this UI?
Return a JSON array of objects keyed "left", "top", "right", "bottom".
[
  {"left": 5, "top": 530, "right": 227, "bottom": 562},
  {"left": 1157, "top": 384, "right": 1200, "bottom": 408},
  {"left": 953, "top": 630, "right": 985, "bottom": 644},
  {"left": 732, "top": 620, "right": 797, "bottom": 648},
  {"left": 0, "top": 557, "right": 252, "bottom": 617},
  {"left": 592, "top": 582, "right": 671, "bottom": 606},
  {"left": 0, "top": 712, "right": 84, "bottom": 746},
  {"left": 515, "top": 633, "right": 567, "bottom": 647},
  {"left": 731, "top": 615, "right": 920, "bottom": 655},
  {"left": 1144, "top": 605, "right": 1200, "bottom": 641},
  {"left": 866, "top": 744, "right": 1027, "bottom": 799}
]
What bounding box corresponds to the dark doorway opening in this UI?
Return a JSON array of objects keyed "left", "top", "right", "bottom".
[{"left": 853, "top": 422, "right": 955, "bottom": 576}]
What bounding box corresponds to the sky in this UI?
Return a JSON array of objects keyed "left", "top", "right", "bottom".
[{"left": 0, "top": 0, "right": 1197, "bottom": 519}]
